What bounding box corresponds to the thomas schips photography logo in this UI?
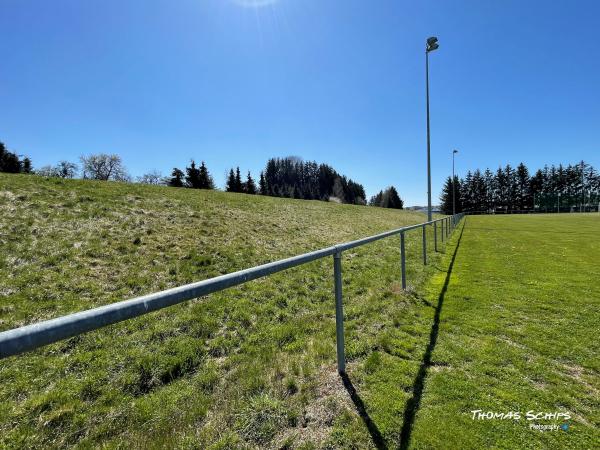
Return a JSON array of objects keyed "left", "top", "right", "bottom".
[{"left": 470, "top": 410, "right": 571, "bottom": 432}]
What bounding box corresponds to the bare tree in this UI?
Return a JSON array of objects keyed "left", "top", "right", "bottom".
[
  {"left": 36, "top": 165, "right": 58, "bottom": 177},
  {"left": 56, "top": 161, "right": 78, "bottom": 178},
  {"left": 36, "top": 161, "right": 78, "bottom": 178},
  {"left": 80, "top": 154, "right": 129, "bottom": 181},
  {"left": 137, "top": 170, "right": 166, "bottom": 185}
]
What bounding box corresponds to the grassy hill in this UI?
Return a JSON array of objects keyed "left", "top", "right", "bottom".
[{"left": 0, "top": 174, "right": 450, "bottom": 448}]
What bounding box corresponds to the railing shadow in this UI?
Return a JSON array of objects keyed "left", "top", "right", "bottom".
[
  {"left": 341, "top": 372, "right": 387, "bottom": 449},
  {"left": 398, "top": 220, "right": 466, "bottom": 449}
]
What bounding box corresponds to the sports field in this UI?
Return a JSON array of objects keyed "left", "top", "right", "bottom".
[{"left": 407, "top": 214, "right": 599, "bottom": 449}]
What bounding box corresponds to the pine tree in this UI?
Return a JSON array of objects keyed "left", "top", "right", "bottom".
[
  {"left": 245, "top": 171, "right": 257, "bottom": 195},
  {"left": 483, "top": 168, "right": 495, "bottom": 212},
  {"left": 462, "top": 171, "right": 474, "bottom": 212},
  {"left": 515, "top": 163, "right": 530, "bottom": 210},
  {"left": 234, "top": 167, "right": 243, "bottom": 193},
  {"left": 259, "top": 171, "right": 267, "bottom": 195},
  {"left": 471, "top": 169, "right": 486, "bottom": 212},
  {"left": 440, "top": 176, "right": 462, "bottom": 214},
  {"left": 169, "top": 168, "right": 185, "bottom": 187},
  {"left": 369, "top": 187, "right": 403, "bottom": 209},
  {"left": 186, "top": 160, "right": 201, "bottom": 188},
  {"left": 369, "top": 190, "right": 383, "bottom": 207},
  {"left": 22, "top": 157, "right": 32, "bottom": 174},
  {"left": 198, "top": 161, "right": 215, "bottom": 189},
  {"left": 226, "top": 169, "right": 236, "bottom": 192},
  {"left": 384, "top": 186, "right": 403, "bottom": 209},
  {"left": 530, "top": 169, "right": 544, "bottom": 209},
  {"left": 0, "top": 141, "right": 24, "bottom": 173}
]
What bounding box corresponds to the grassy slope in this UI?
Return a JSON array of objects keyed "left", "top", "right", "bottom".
[
  {"left": 409, "top": 214, "right": 599, "bottom": 449},
  {"left": 0, "top": 174, "right": 453, "bottom": 449}
]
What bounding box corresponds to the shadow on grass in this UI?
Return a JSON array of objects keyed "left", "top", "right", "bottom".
[
  {"left": 398, "top": 220, "right": 466, "bottom": 450},
  {"left": 341, "top": 372, "right": 387, "bottom": 449}
]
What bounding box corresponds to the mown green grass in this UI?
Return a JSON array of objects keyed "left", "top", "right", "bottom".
[
  {"left": 408, "top": 214, "right": 599, "bottom": 449},
  {"left": 0, "top": 173, "right": 453, "bottom": 449}
]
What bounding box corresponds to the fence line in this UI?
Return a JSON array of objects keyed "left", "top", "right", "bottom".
[
  {"left": 466, "top": 208, "right": 600, "bottom": 215},
  {"left": 0, "top": 213, "right": 465, "bottom": 373}
]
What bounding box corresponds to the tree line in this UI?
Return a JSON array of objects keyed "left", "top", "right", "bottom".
[
  {"left": 1, "top": 140, "right": 405, "bottom": 209},
  {"left": 0, "top": 142, "right": 32, "bottom": 174},
  {"left": 258, "top": 157, "right": 367, "bottom": 205},
  {"left": 440, "top": 161, "right": 600, "bottom": 214}
]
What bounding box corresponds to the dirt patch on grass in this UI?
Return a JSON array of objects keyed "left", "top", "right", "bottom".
[{"left": 274, "top": 366, "right": 353, "bottom": 449}]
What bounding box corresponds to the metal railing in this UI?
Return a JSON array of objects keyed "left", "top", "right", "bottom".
[{"left": 0, "top": 213, "right": 465, "bottom": 374}]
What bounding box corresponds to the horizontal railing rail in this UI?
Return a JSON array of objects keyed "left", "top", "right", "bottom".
[{"left": 0, "top": 213, "right": 465, "bottom": 373}]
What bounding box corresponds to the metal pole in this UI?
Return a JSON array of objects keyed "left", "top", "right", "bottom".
[
  {"left": 333, "top": 252, "right": 345, "bottom": 375},
  {"left": 422, "top": 225, "right": 427, "bottom": 265},
  {"left": 581, "top": 161, "right": 585, "bottom": 213},
  {"left": 426, "top": 50, "right": 432, "bottom": 222},
  {"left": 434, "top": 221, "right": 438, "bottom": 252},
  {"left": 400, "top": 232, "right": 407, "bottom": 290},
  {"left": 452, "top": 151, "right": 456, "bottom": 216}
]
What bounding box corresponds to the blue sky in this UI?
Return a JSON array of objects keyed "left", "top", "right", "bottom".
[{"left": 1, "top": 0, "right": 598, "bottom": 205}]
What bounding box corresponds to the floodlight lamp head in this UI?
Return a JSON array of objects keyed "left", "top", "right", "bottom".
[{"left": 426, "top": 37, "right": 439, "bottom": 52}]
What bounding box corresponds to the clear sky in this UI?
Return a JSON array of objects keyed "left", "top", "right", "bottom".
[{"left": 1, "top": 0, "right": 598, "bottom": 205}]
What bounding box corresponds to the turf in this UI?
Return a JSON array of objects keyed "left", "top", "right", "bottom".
[
  {"left": 0, "top": 173, "right": 450, "bottom": 449},
  {"left": 407, "top": 214, "right": 599, "bottom": 449}
]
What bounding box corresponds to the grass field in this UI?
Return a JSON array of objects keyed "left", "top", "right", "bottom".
[
  {"left": 1, "top": 174, "right": 598, "bottom": 449},
  {"left": 0, "top": 173, "right": 449, "bottom": 449},
  {"left": 408, "top": 214, "right": 599, "bottom": 449}
]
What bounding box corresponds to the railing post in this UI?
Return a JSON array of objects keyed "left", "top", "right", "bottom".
[
  {"left": 333, "top": 251, "right": 346, "bottom": 375},
  {"left": 441, "top": 219, "right": 445, "bottom": 242},
  {"left": 422, "top": 225, "right": 427, "bottom": 265},
  {"left": 400, "top": 231, "right": 407, "bottom": 290},
  {"left": 434, "top": 221, "right": 438, "bottom": 252}
]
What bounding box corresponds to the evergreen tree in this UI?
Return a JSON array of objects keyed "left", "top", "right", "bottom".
[
  {"left": 383, "top": 186, "right": 403, "bottom": 209},
  {"left": 198, "top": 161, "right": 215, "bottom": 189},
  {"left": 471, "top": 169, "right": 486, "bottom": 212},
  {"left": 369, "top": 191, "right": 383, "bottom": 206},
  {"left": 22, "top": 157, "right": 32, "bottom": 174},
  {"left": 245, "top": 171, "right": 257, "bottom": 194},
  {"left": 461, "top": 171, "right": 474, "bottom": 212},
  {"left": 226, "top": 169, "right": 236, "bottom": 192},
  {"left": 515, "top": 163, "right": 531, "bottom": 210},
  {"left": 446, "top": 160, "right": 599, "bottom": 213},
  {"left": 169, "top": 168, "right": 185, "bottom": 187},
  {"left": 261, "top": 157, "right": 366, "bottom": 205},
  {"left": 234, "top": 167, "right": 243, "bottom": 192},
  {"left": 0, "top": 141, "right": 25, "bottom": 173},
  {"left": 185, "top": 160, "right": 201, "bottom": 188},
  {"left": 504, "top": 164, "right": 517, "bottom": 211},
  {"left": 259, "top": 171, "right": 267, "bottom": 195},
  {"left": 369, "top": 186, "right": 403, "bottom": 209},
  {"left": 483, "top": 168, "right": 495, "bottom": 212},
  {"left": 440, "top": 176, "right": 462, "bottom": 214},
  {"left": 530, "top": 169, "right": 545, "bottom": 209}
]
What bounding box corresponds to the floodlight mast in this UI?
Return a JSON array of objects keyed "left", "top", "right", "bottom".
[
  {"left": 425, "top": 37, "right": 438, "bottom": 221},
  {"left": 453, "top": 149, "right": 458, "bottom": 216}
]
